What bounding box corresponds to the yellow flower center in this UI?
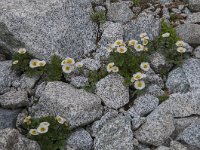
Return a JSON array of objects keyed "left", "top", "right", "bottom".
[
  {"left": 137, "top": 82, "right": 143, "bottom": 87},
  {"left": 116, "top": 41, "right": 121, "bottom": 45},
  {"left": 65, "top": 66, "right": 70, "bottom": 71},
  {"left": 32, "top": 61, "right": 37, "bottom": 66},
  {"left": 32, "top": 130, "right": 37, "bottom": 134},
  {"left": 67, "top": 59, "right": 72, "bottom": 64},
  {"left": 40, "top": 127, "right": 45, "bottom": 132},
  {"left": 143, "top": 64, "right": 148, "bottom": 68},
  {"left": 135, "top": 75, "right": 141, "bottom": 80}
]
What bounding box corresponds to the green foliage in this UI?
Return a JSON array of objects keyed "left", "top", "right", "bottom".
[
  {"left": 12, "top": 52, "right": 45, "bottom": 77},
  {"left": 132, "top": 0, "right": 140, "bottom": 6},
  {"left": 109, "top": 47, "right": 150, "bottom": 86},
  {"left": 157, "top": 95, "right": 169, "bottom": 102},
  {"left": 23, "top": 116, "right": 71, "bottom": 150},
  {"left": 84, "top": 68, "right": 108, "bottom": 92},
  {"left": 46, "top": 55, "right": 63, "bottom": 81},
  {"left": 149, "top": 19, "right": 185, "bottom": 66},
  {"left": 91, "top": 10, "right": 107, "bottom": 24}
]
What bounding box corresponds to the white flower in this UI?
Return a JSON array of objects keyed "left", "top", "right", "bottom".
[
  {"left": 114, "top": 40, "right": 124, "bottom": 47},
  {"left": 38, "top": 60, "right": 46, "bottom": 67},
  {"left": 107, "top": 44, "right": 115, "bottom": 52},
  {"left": 37, "top": 125, "right": 48, "bottom": 134},
  {"left": 12, "top": 60, "right": 19, "bottom": 65},
  {"left": 140, "top": 62, "right": 150, "bottom": 72},
  {"left": 176, "top": 41, "right": 186, "bottom": 47},
  {"left": 106, "top": 62, "right": 115, "bottom": 72},
  {"left": 29, "top": 129, "right": 39, "bottom": 135},
  {"left": 29, "top": 59, "right": 39, "bottom": 68},
  {"left": 140, "top": 33, "right": 147, "bottom": 38},
  {"left": 117, "top": 46, "right": 127, "bottom": 53},
  {"left": 23, "top": 116, "right": 31, "bottom": 123},
  {"left": 133, "top": 72, "right": 146, "bottom": 81},
  {"left": 162, "top": 33, "right": 170, "bottom": 38},
  {"left": 142, "top": 39, "right": 149, "bottom": 46},
  {"left": 134, "top": 44, "right": 144, "bottom": 52},
  {"left": 134, "top": 80, "right": 145, "bottom": 90},
  {"left": 65, "top": 57, "right": 75, "bottom": 65},
  {"left": 62, "top": 64, "right": 74, "bottom": 74},
  {"left": 141, "top": 36, "right": 149, "bottom": 41},
  {"left": 56, "top": 115, "right": 66, "bottom": 124},
  {"left": 177, "top": 47, "right": 186, "bottom": 53},
  {"left": 40, "top": 122, "right": 50, "bottom": 127},
  {"left": 112, "top": 66, "right": 119, "bottom": 73},
  {"left": 75, "top": 62, "right": 83, "bottom": 68},
  {"left": 18, "top": 48, "right": 26, "bottom": 54},
  {"left": 128, "top": 40, "right": 138, "bottom": 46}
]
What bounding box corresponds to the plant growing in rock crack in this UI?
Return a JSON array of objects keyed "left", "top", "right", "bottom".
[
  {"left": 46, "top": 55, "right": 63, "bottom": 81},
  {"left": 90, "top": 10, "right": 107, "bottom": 24},
  {"left": 22, "top": 115, "right": 71, "bottom": 150},
  {"left": 132, "top": 0, "right": 140, "bottom": 6},
  {"left": 106, "top": 33, "right": 151, "bottom": 91},
  {"left": 12, "top": 48, "right": 46, "bottom": 77}
]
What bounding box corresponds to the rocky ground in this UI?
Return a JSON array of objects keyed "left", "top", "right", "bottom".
[{"left": 1, "top": 0, "right": 200, "bottom": 150}]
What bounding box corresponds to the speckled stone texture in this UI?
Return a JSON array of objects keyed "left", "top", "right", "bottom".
[
  {"left": 70, "top": 76, "right": 88, "bottom": 88},
  {"left": 0, "top": 61, "right": 16, "bottom": 94},
  {"left": 0, "top": 108, "right": 21, "bottom": 129},
  {"left": 186, "top": 12, "right": 200, "bottom": 23},
  {"left": 128, "top": 94, "right": 159, "bottom": 117},
  {"left": 107, "top": 2, "right": 134, "bottom": 23},
  {"left": 150, "top": 91, "right": 200, "bottom": 118},
  {"left": 96, "top": 74, "right": 129, "bottom": 109},
  {"left": 176, "top": 24, "right": 200, "bottom": 45},
  {"left": 182, "top": 58, "right": 200, "bottom": 90},
  {"left": 81, "top": 58, "right": 101, "bottom": 71},
  {"left": 193, "top": 46, "right": 200, "bottom": 59},
  {"left": 0, "top": 90, "right": 28, "bottom": 109},
  {"left": 66, "top": 129, "right": 93, "bottom": 150},
  {"left": 99, "top": 22, "right": 124, "bottom": 47},
  {"left": 94, "top": 115, "right": 134, "bottom": 150},
  {"left": 31, "top": 81, "right": 103, "bottom": 128},
  {"left": 166, "top": 67, "right": 189, "bottom": 93},
  {"left": 124, "top": 12, "right": 160, "bottom": 41},
  {"left": 135, "top": 113, "right": 175, "bottom": 146},
  {"left": 178, "top": 122, "right": 200, "bottom": 148},
  {"left": 0, "top": 0, "right": 96, "bottom": 60},
  {"left": 186, "top": 0, "right": 200, "bottom": 12},
  {"left": 0, "top": 128, "right": 41, "bottom": 150}
]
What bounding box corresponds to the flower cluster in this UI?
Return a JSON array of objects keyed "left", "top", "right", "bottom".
[
  {"left": 28, "top": 115, "right": 67, "bottom": 136},
  {"left": 176, "top": 40, "right": 187, "bottom": 53},
  {"left": 106, "top": 62, "right": 119, "bottom": 73},
  {"left": 61, "top": 57, "right": 83, "bottom": 74},
  {"left": 131, "top": 62, "right": 150, "bottom": 90}
]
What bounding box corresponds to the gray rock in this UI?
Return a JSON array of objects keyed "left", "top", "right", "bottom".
[
  {"left": 13, "top": 134, "right": 41, "bottom": 150},
  {"left": 124, "top": 12, "right": 160, "bottom": 41},
  {"left": 128, "top": 94, "right": 159, "bottom": 117},
  {"left": 159, "top": 0, "right": 173, "bottom": 5},
  {"left": 150, "top": 52, "right": 166, "bottom": 73},
  {"left": 0, "top": 90, "right": 28, "bottom": 109},
  {"left": 162, "top": 7, "right": 170, "bottom": 20},
  {"left": 131, "top": 116, "right": 146, "bottom": 130},
  {"left": 0, "top": 61, "right": 16, "bottom": 94},
  {"left": 176, "top": 24, "right": 200, "bottom": 45},
  {"left": 81, "top": 58, "right": 101, "bottom": 71},
  {"left": 155, "top": 146, "right": 170, "bottom": 150},
  {"left": 135, "top": 113, "right": 175, "bottom": 146},
  {"left": 91, "top": 110, "right": 118, "bottom": 137},
  {"left": 172, "top": 8, "right": 181, "bottom": 14},
  {"left": 0, "top": 108, "right": 21, "bottom": 129},
  {"left": 174, "top": 117, "right": 200, "bottom": 136},
  {"left": 166, "top": 67, "right": 189, "bottom": 93},
  {"left": 186, "top": 0, "right": 200, "bottom": 12},
  {"left": 31, "top": 81, "right": 103, "bottom": 128},
  {"left": 145, "top": 84, "right": 165, "bottom": 97},
  {"left": 19, "top": 75, "right": 39, "bottom": 90},
  {"left": 94, "top": 115, "right": 134, "bottom": 150},
  {"left": 71, "top": 76, "right": 88, "bottom": 88},
  {"left": 99, "top": 22, "right": 124, "bottom": 47},
  {"left": 170, "top": 141, "right": 187, "bottom": 150},
  {"left": 178, "top": 122, "right": 200, "bottom": 148},
  {"left": 182, "top": 58, "right": 200, "bottom": 90},
  {"left": 66, "top": 129, "right": 93, "bottom": 150},
  {"left": 96, "top": 74, "right": 129, "bottom": 109},
  {"left": 0, "top": 128, "right": 40, "bottom": 150},
  {"left": 193, "top": 46, "right": 200, "bottom": 58},
  {"left": 35, "top": 82, "right": 47, "bottom": 98},
  {"left": 0, "top": 54, "right": 6, "bottom": 61},
  {"left": 93, "top": 46, "right": 110, "bottom": 61},
  {"left": 0, "top": 0, "right": 96, "bottom": 59},
  {"left": 150, "top": 91, "right": 200, "bottom": 118},
  {"left": 107, "top": 2, "right": 133, "bottom": 23},
  {"left": 186, "top": 12, "right": 200, "bottom": 23}
]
